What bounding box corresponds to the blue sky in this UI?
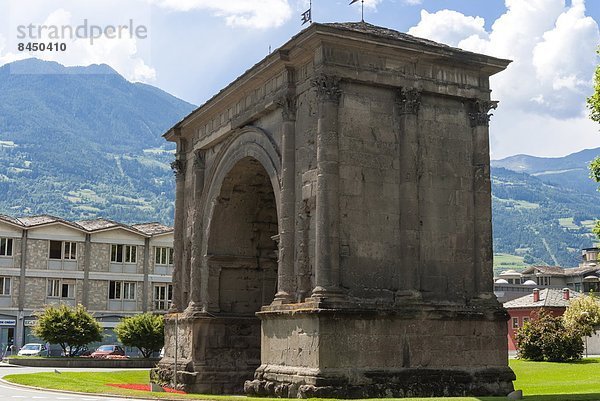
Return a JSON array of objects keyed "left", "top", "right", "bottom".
[{"left": 0, "top": 0, "right": 599, "bottom": 159}]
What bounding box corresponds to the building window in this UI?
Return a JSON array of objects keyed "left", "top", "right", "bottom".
[
  {"left": 512, "top": 317, "right": 519, "bottom": 329},
  {"left": 47, "top": 279, "right": 74, "bottom": 298},
  {"left": 0, "top": 238, "right": 13, "bottom": 257},
  {"left": 109, "top": 281, "right": 136, "bottom": 300},
  {"left": 49, "top": 241, "right": 77, "bottom": 260},
  {"left": 0, "top": 277, "right": 10, "bottom": 295},
  {"left": 536, "top": 276, "right": 551, "bottom": 286},
  {"left": 111, "top": 245, "right": 137, "bottom": 263},
  {"left": 523, "top": 317, "right": 530, "bottom": 325},
  {"left": 155, "top": 247, "right": 173, "bottom": 266},
  {"left": 153, "top": 284, "right": 173, "bottom": 310}
]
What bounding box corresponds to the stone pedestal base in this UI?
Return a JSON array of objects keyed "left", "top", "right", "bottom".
[
  {"left": 153, "top": 304, "right": 515, "bottom": 398},
  {"left": 245, "top": 366, "right": 515, "bottom": 398},
  {"left": 246, "top": 304, "right": 515, "bottom": 398},
  {"left": 151, "top": 314, "right": 261, "bottom": 394}
]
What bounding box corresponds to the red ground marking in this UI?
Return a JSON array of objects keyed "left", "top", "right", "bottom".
[{"left": 106, "top": 383, "right": 186, "bottom": 394}]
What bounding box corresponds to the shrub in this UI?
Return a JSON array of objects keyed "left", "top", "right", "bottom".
[
  {"left": 515, "top": 309, "right": 583, "bottom": 362},
  {"left": 563, "top": 292, "right": 600, "bottom": 337},
  {"left": 115, "top": 313, "right": 164, "bottom": 358},
  {"left": 33, "top": 304, "right": 102, "bottom": 357}
]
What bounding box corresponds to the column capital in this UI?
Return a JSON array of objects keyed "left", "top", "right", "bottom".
[
  {"left": 276, "top": 95, "right": 297, "bottom": 121},
  {"left": 312, "top": 74, "right": 341, "bottom": 103},
  {"left": 468, "top": 99, "right": 498, "bottom": 127},
  {"left": 396, "top": 87, "right": 422, "bottom": 115},
  {"left": 193, "top": 149, "right": 206, "bottom": 170},
  {"left": 171, "top": 159, "right": 186, "bottom": 180}
]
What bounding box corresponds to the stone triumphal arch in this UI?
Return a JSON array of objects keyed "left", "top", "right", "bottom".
[{"left": 153, "top": 22, "right": 515, "bottom": 397}]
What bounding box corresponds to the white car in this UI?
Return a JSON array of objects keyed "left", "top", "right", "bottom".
[{"left": 17, "top": 343, "right": 48, "bottom": 357}]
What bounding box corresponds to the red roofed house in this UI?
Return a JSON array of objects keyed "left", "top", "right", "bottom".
[{"left": 503, "top": 287, "right": 581, "bottom": 351}]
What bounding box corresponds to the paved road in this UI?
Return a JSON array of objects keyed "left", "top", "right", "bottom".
[{"left": 0, "top": 364, "right": 153, "bottom": 401}]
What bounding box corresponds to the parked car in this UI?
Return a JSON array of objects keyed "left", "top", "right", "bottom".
[
  {"left": 17, "top": 343, "right": 48, "bottom": 357},
  {"left": 90, "top": 344, "right": 126, "bottom": 358},
  {"left": 61, "top": 345, "right": 91, "bottom": 357}
]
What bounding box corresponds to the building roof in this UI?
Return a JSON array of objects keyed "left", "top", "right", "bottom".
[
  {"left": 520, "top": 265, "right": 565, "bottom": 276},
  {"left": 563, "top": 266, "right": 599, "bottom": 277},
  {"left": 504, "top": 288, "right": 582, "bottom": 309},
  {"left": 16, "top": 214, "right": 87, "bottom": 231},
  {"left": 131, "top": 223, "right": 173, "bottom": 236},
  {"left": 0, "top": 214, "right": 23, "bottom": 227},
  {"left": 499, "top": 270, "right": 522, "bottom": 277},
  {"left": 1, "top": 215, "right": 173, "bottom": 238},
  {"left": 76, "top": 218, "right": 120, "bottom": 231},
  {"left": 17, "top": 214, "right": 62, "bottom": 227},
  {"left": 74, "top": 218, "right": 150, "bottom": 237},
  {"left": 322, "top": 22, "right": 483, "bottom": 56}
]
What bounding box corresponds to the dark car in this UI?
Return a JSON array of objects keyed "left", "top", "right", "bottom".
[
  {"left": 90, "top": 345, "right": 126, "bottom": 358},
  {"left": 61, "top": 345, "right": 91, "bottom": 357}
]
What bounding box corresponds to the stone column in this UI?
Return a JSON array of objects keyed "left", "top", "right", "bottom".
[
  {"left": 170, "top": 140, "right": 187, "bottom": 312},
  {"left": 82, "top": 233, "right": 91, "bottom": 308},
  {"left": 395, "top": 88, "right": 422, "bottom": 298},
  {"left": 468, "top": 99, "right": 497, "bottom": 300},
  {"left": 187, "top": 149, "right": 207, "bottom": 313},
  {"left": 272, "top": 95, "right": 296, "bottom": 304},
  {"left": 311, "top": 74, "right": 344, "bottom": 300}
]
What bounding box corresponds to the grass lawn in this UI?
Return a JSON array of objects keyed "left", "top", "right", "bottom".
[{"left": 4, "top": 359, "right": 600, "bottom": 400}]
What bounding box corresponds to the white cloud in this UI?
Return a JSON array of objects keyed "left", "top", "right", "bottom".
[
  {"left": 0, "top": 34, "right": 28, "bottom": 65},
  {"left": 532, "top": 0, "right": 597, "bottom": 96},
  {"left": 404, "top": 0, "right": 423, "bottom": 6},
  {"left": 490, "top": 108, "right": 600, "bottom": 159},
  {"left": 407, "top": 0, "right": 600, "bottom": 157},
  {"left": 148, "top": 0, "right": 292, "bottom": 29},
  {"left": 408, "top": 10, "right": 488, "bottom": 48},
  {"left": 362, "top": 0, "right": 382, "bottom": 10},
  {"left": 409, "top": 1, "right": 599, "bottom": 119},
  {"left": 2, "top": 8, "right": 156, "bottom": 83}
]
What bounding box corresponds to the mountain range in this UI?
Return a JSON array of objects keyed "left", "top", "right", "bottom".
[
  {"left": 0, "top": 58, "right": 598, "bottom": 267},
  {"left": 0, "top": 58, "right": 195, "bottom": 224}
]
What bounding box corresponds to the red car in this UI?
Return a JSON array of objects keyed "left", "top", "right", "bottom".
[{"left": 90, "top": 345, "right": 126, "bottom": 358}]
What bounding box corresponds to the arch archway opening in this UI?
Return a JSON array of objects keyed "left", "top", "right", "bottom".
[{"left": 204, "top": 156, "right": 278, "bottom": 392}]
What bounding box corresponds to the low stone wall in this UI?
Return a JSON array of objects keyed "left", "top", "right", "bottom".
[{"left": 4, "top": 357, "right": 160, "bottom": 368}]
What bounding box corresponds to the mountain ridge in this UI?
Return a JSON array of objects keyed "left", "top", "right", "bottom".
[
  {"left": 492, "top": 147, "right": 600, "bottom": 195},
  {"left": 0, "top": 58, "right": 195, "bottom": 224}
]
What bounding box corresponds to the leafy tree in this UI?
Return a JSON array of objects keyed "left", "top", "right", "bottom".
[
  {"left": 587, "top": 51, "right": 600, "bottom": 239},
  {"left": 33, "top": 304, "right": 102, "bottom": 357},
  {"left": 590, "top": 157, "right": 600, "bottom": 240},
  {"left": 515, "top": 309, "right": 583, "bottom": 362},
  {"left": 115, "top": 313, "right": 164, "bottom": 358},
  {"left": 563, "top": 293, "right": 600, "bottom": 337}
]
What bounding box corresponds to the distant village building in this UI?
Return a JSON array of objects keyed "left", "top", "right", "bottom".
[
  {"left": 494, "top": 248, "right": 600, "bottom": 302},
  {"left": 503, "top": 287, "right": 580, "bottom": 351},
  {"left": 0, "top": 214, "right": 173, "bottom": 354},
  {"left": 503, "top": 285, "right": 600, "bottom": 355}
]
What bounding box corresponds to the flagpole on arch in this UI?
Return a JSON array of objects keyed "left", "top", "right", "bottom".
[
  {"left": 349, "top": 0, "right": 364, "bottom": 23},
  {"left": 301, "top": 0, "right": 312, "bottom": 26}
]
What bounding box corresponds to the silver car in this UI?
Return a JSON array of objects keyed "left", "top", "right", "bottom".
[{"left": 17, "top": 343, "right": 48, "bottom": 357}]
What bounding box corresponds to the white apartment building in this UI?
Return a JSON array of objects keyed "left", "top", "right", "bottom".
[{"left": 0, "top": 214, "right": 173, "bottom": 353}]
